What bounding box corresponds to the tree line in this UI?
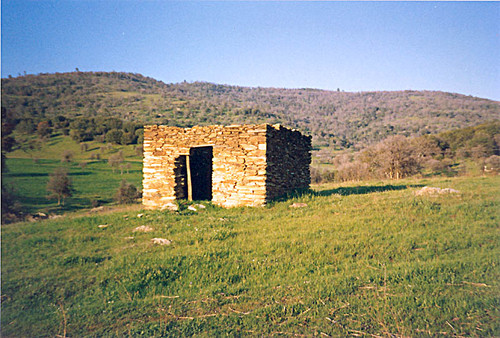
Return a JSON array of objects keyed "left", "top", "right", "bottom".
[
  {"left": 1, "top": 107, "right": 144, "bottom": 222},
  {"left": 312, "top": 121, "right": 500, "bottom": 183},
  {"left": 13, "top": 116, "right": 144, "bottom": 145},
  {"left": 2, "top": 71, "right": 499, "bottom": 150}
]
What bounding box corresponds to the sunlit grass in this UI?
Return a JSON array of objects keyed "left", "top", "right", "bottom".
[
  {"left": 3, "top": 158, "right": 142, "bottom": 214},
  {"left": 2, "top": 175, "right": 498, "bottom": 336},
  {"left": 3, "top": 133, "right": 143, "bottom": 214},
  {"left": 8, "top": 134, "right": 142, "bottom": 161}
]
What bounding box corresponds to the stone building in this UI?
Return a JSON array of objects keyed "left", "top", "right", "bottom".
[{"left": 142, "top": 124, "right": 311, "bottom": 209}]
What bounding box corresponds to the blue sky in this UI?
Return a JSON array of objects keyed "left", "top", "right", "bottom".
[{"left": 2, "top": 1, "right": 499, "bottom": 100}]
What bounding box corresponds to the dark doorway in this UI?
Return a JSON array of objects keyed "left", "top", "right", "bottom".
[{"left": 189, "top": 146, "right": 213, "bottom": 201}]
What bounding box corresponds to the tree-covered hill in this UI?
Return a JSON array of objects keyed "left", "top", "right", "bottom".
[{"left": 2, "top": 71, "right": 499, "bottom": 149}]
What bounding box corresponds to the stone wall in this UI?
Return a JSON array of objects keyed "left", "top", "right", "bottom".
[
  {"left": 266, "top": 124, "right": 312, "bottom": 200},
  {"left": 143, "top": 124, "right": 268, "bottom": 208},
  {"left": 142, "top": 124, "right": 311, "bottom": 209}
]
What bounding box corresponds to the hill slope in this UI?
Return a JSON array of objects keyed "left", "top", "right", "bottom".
[
  {"left": 1, "top": 175, "right": 499, "bottom": 336},
  {"left": 2, "top": 71, "right": 499, "bottom": 148}
]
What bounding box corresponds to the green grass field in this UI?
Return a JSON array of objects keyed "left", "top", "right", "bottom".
[
  {"left": 7, "top": 134, "right": 142, "bottom": 161},
  {"left": 3, "top": 134, "right": 143, "bottom": 214},
  {"left": 3, "top": 158, "right": 142, "bottom": 214},
  {"left": 2, "top": 175, "right": 499, "bottom": 336}
]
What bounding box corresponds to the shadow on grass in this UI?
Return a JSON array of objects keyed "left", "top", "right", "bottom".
[
  {"left": 274, "top": 183, "right": 425, "bottom": 202},
  {"left": 6, "top": 172, "right": 91, "bottom": 178},
  {"left": 45, "top": 198, "right": 97, "bottom": 214},
  {"left": 315, "top": 184, "right": 424, "bottom": 197},
  {"left": 4, "top": 172, "right": 50, "bottom": 177},
  {"left": 21, "top": 197, "right": 105, "bottom": 214}
]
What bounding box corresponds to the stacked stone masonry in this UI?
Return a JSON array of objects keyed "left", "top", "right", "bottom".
[{"left": 143, "top": 124, "right": 311, "bottom": 209}]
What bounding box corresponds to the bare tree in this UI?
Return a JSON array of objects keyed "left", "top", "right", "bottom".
[
  {"left": 108, "top": 152, "right": 124, "bottom": 173},
  {"left": 336, "top": 161, "right": 370, "bottom": 182},
  {"left": 46, "top": 168, "right": 74, "bottom": 206},
  {"left": 36, "top": 121, "right": 52, "bottom": 139},
  {"left": 484, "top": 155, "right": 500, "bottom": 173},
  {"left": 360, "top": 135, "right": 420, "bottom": 179},
  {"left": 411, "top": 135, "right": 442, "bottom": 159}
]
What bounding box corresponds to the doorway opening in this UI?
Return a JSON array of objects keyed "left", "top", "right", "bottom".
[
  {"left": 174, "top": 146, "right": 213, "bottom": 201},
  {"left": 189, "top": 146, "right": 213, "bottom": 200}
]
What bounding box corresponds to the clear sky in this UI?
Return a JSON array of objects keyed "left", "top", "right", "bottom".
[{"left": 2, "top": 1, "right": 499, "bottom": 100}]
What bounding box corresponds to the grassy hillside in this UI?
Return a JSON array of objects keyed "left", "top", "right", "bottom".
[
  {"left": 2, "top": 71, "right": 499, "bottom": 149},
  {"left": 1, "top": 175, "right": 499, "bottom": 336},
  {"left": 6, "top": 133, "right": 141, "bottom": 161},
  {"left": 3, "top": 158, "right": 142, "bottom": 214},
  {"left": 3, "top": 134, "right": 142, "bottom": 215}
]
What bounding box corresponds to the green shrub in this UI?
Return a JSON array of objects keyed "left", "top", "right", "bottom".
[
  {"left": 106, "top": 129, "right": 123, "bottom": 144},
  {"left": 114, "top": 179, "right": 139, "bottom": 204}
]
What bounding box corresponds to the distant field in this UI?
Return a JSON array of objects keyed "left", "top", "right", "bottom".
[
  {"left": 4, "top": 134, "right": 143, "bottom": 214},
  {"left": 3, "top": 158, "right": 142, "bottom": 214},
  {"left": 7, "top": 134, "right": 142, "bottom": 161},
  {"left": 2, "top": 175, "right": 498, "bottom": 336}
]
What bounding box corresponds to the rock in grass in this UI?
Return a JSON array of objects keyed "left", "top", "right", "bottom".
[
  {"left": 442, "top": 188, "right": 460, "bottom": 194},
  {"left": 133, "top": 225, "right": 153, "bottom": 232},
  {"left": 415, "top": 186, "right": 460, "bottom": 196},
  {"left": 28, "top": 212, "right": 49, "bottom": 221},
  {"left": 289, "top": 203, "right": 308, "bottom": 208},
  {"left": 151, "top": 238, "right": 172, "bottom": 245},
  {"left": 137, "top": 213, "right": 144, "bottom": 218},
  {"left": 161, "top": 203, "right": 179, "bottom": 211},
  {"left": 90, "top": 206, "right": 104, "bottom": 212},
  {"left": 98, "top": 224, "right": 109, "bottom": 228},
  {"left": 187, "top": 205, "right": 197, "bottom": 211}
]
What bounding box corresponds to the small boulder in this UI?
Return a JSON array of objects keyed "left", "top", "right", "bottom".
[
  {"left": 28, "top": 212, "right": 49, "bottom": 221},
  {"left": 161, "top": 203, "right": 179, "bottom": 211},
  {"left": 441, "top": 188, "right": 460, "bottom": 194},
  {"left": 137, "top": 213, "right": 144, "bottom": 218},
  {"left": 151, "top": 238, "right": 172, "bottom": 246},
  {"left": 289, "top": 203, "right": 308, "bottom": 208},
  {"left": 415, "top": 186, "right": 460, "bottom": 196},
  {"left": 36, "top": 212, "right": 48, "bottom": 219},
  {"left": 133, "top": 225, "right": 153, "bottom": 232}
]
